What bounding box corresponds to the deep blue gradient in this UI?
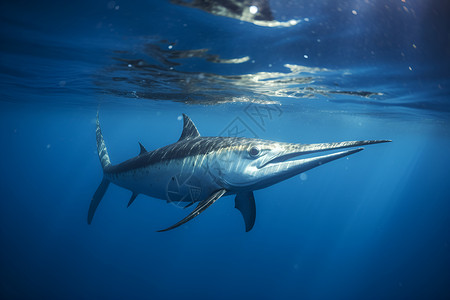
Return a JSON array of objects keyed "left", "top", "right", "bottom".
[{"left": 1, "top": 1, "right": 449, "bottom": 299}]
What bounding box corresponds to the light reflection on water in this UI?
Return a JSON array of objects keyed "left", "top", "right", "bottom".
[
  {"left": 96, "top": 40, "right": 381, "bottom": 105},
  {"left": 170, "top": 0, "right": 300, "bottom": 28}
]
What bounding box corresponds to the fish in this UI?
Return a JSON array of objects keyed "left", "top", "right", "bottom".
[{"left": 88, "top": 113, "right": 390, "bottom": 231}]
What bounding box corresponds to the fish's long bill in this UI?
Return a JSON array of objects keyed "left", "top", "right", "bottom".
[
  {"left": 260, "top": 139, "right": 391, "bottom": 168},
  {"left": 262, "top": 148, "right": 364, "bottom": 175},
  {"left": 297, "top": 140, "right": 391, "bottom": 154}
]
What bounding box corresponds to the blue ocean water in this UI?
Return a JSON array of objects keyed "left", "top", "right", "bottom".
[{"left": 1, "top": 0, "right": 449, "bottom": 299}]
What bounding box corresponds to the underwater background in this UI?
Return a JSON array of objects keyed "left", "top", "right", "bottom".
[{"left": 1, "top": 0, "right": 449, "bottom": 299}]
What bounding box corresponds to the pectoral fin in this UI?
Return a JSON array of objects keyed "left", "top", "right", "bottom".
[
  {"left": 157, "top": 189, "right": 227, "bottom": 232},
  {"left": 183, "top": 202, "right": 194, "bottom": 209},
  {"left": 235, "top": 191, "right": 256, "bottom": 232}
]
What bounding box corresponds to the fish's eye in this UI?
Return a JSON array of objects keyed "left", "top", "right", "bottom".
[{"left": 249, "top": 146, "right": 261, "bottom": 158}]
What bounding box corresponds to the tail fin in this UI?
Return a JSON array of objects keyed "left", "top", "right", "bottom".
[
  {"left": 88, "top": 113, "right": 112, "bottom": 224},
  {"left": 88, "top": 178, "right": 110, "bottom": 224},
  {"left": 96, "top": 112, "right": 111, "bottom": 170}
]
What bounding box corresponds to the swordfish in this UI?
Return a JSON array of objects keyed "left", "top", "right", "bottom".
[{"left": 88, "top": 113, "right": 390, "bottom": 232}]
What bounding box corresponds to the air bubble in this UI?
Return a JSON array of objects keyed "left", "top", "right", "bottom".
[{"left": 249, "top": 5, "right": 258, "bottom": 14}]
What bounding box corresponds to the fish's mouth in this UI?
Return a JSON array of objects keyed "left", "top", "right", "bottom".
[{"left": 259, "top": 140, "right": 391, "bottom": 169}]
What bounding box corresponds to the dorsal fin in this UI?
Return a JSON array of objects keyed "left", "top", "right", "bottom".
[
  {"left": 178, "top": 114, "right": 200, "bottom": 141},
  {"left": 139, "top": 142, "right": 147, "bottom": 155}
]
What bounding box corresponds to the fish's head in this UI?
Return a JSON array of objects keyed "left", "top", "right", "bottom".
[{"left": 207, "top": 137, "right": 391, "bottom": 192}]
